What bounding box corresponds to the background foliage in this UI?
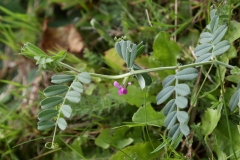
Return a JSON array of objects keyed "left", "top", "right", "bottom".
[{"left": 0, "top": 0, "right": 240, "bottom": 159}]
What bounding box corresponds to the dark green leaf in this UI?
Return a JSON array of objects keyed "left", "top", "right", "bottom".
[
  {"left": 175, "top": 96, "right": 188, "bottom": 109},
  {"left": 43, "top": 85, "right": 68, "bottom": 97},
  {"left": 136, "top": 43, "right": 145, "bottom": 57},
  {"left": 37, "top": 120, "right": 55, "bottom": 130},
  {"left": 163, "top": 99, "right": 176, "bottom": 116},
  {"left": 40, "top": 96, "right": 63, "bottom": 109},
  {"left": 176, "top": 68, "right": 198, "bottom": 80},
  {"left": 57, "top": 118, "right": 67, "bottom": 130},
  {"left": 38, "top": 109, "right": 58, "bottom": 121},
  {"left": 194, "top": 43, "right": 212, "bottom": 56},
  {"left": 162, "top": 75, "right": 175, "bottom": 88},
  {"left": 212, "top": 40, "right": 230, "bottom": 56},
  {"left": 180, "top": 123, "right": 190, "bottom": 136},
  {"left": 200, "top": 32, "right": 212, "bottom": 43},
  {"left": 66, "top": 91, "right": 81, "bottom": 103},
  {"left": 61, "top": 105, "right": 72, "bottom": 118},
  {"left": 77, "top": 72, "right": 91, "bottom": 84},
  {"left": 212, "top": 25, "right": 228, "bottom": 44},
  {"left": 71, "top": 81, "right": 83, "bottom": 93},
  {"left": 51, "top": 75, "right": 75, "bottom": 84},
  {"left": 195, "top": 53, "right": 212, "bottom": 63},
  {"left": 156, "top": 86, "right": 175, "bottom": 105},
  {"left": 133, "top": 64, "right": 152, "bottom": 86},
  {"left": 175, "top": 84, "right": 190, "bottom": 96},
  {"left": 164, "top": 111, "right": 177, "bottom": 129},
  {"left": 177, "top": 111, "right": 189, "bottom": 123}
]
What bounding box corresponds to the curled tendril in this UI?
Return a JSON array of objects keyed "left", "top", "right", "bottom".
[{"left": 45, "top": 142, "right": 59, "bottom": 149}]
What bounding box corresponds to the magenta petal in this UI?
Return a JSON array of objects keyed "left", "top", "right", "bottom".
[
  {"left": 122, "top": 88, "right": 128, "bottom": 94},
  {"left": 113, "top": 81, "right": 120, "bottom": 88}
]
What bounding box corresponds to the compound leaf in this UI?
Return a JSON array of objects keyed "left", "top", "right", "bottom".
[
  {"left": 200, "top": 32, "right": 212, "bottom": 43},
  {"left": 175, "top": 84, "right": 190, "bottom": 96},
  {"left": 156, "top": 86, "right": 175, "bottom": 105},
  {"left": 212, "top": 25, "right": 228, "bottom": 45},
  {"left": 228, "top": 89, "right": 240, "bottom": 111},
  {"left": 51, "top": 75, "right": 75, "bottom": 84},
  {"left": 195, "top": 53, "right": 212, "bottom": 63},
  {"left": 41, "top": 96, "right": 63, "bottom": 109},
  {"left": 164, "top": 111, "right": 177, "bottom": 129},
  {"left": 212, "top": 40, "right": 230, "bottom": 56},
  {"left": 37, "top": 120, "right": 55, "bottom": 130},
  {"left": 57, "top": 118, "right": 67, "bottom": 130},
  {"left": 162, "top": 75, "right": 175, "bottom": 88},
  {"left": 180, "top": 123, "right": 190, "bottom": 136},
  {"left": 168, "top": 123, "right": 180, "bottom": 139},
  {"left": 175, "top": 96, "right": 188, "bottom": 109},
  {"left": 61, "top": 105, "right": 72, "bottom": 118},
  {"left": 77, "top": 72, "right": 91, "bottom": 84},
  {"left": 38, "top": 109, "right": 58, "bottom": 121},
  {"left": 194, "top": 43, "right": 212, "bottom": 56},
  {"left": 66, "top": 91, "right": 81, "bottom": 103},
  {"left": 71, "top": 81, "right": 84, "bottom": 93},
  {"left": 163, "top": 99, "right": 176, "bottom": 116},
  {"left": 177, "top": 111, "right": 189, "bottom": 123},
  {"left": 176, "top": 68, "right": 198, "bottom": 80},
  {"left": 43, "top": 85, "right": 68, "bottom": 97}
]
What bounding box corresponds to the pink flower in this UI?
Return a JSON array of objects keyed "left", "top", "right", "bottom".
[{"left": 113, "top": 81, "right": 130, "bottom": 95}]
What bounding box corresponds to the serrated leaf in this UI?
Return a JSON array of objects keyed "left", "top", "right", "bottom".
[
  {"left": 162, "top": 75, "right": 175, "bottom": 88},
  {"left": 210, "top": 16, "right": 219, "bottom": 33},
  {"left": 61, "top": 105, "right": 72, "bottom": 118},
  {"left": 43, "top": 85, "right": 68, "bottom": 97},
  {"left": 66, "top": 91, "right": 81, "bottom": 103},
  {"left": 194, "top": 43, "right": 213, "bottom": 56},
  {"left": 175, "top": 96, "right": 188, "bottom": 109},
  {"left": 163, "top": 99, "right": 176, "bottom": 116},
  {"left": 212, "top": 25, "right": 228, "bottom": 44},
  {"left": 176, "top": 68, "right": 198, "bottom": 80},
  {"left": 156, "top": 86, "right": 175, "bottom": 105},
  {"left": 175, "top": 84, "right": 190, "bottom": 96},
  {"left": 200, "top": 32, "right": 212, "bottom": 43},
  {"left": 37, "top": 120, "right": 55, "bottom": 130},
  {"left": 195, "top": 53, "right": 212, "bottom": 63},
  {"left": 51, "top": 75, "right": 75, "bottom": 84},
  {"left": 228, "top": 89, "right": 240, "bottom": 111},
  {"left": 180, "top": 123, "right": 190, "bottom": 136},
  {"left": 168, "top": 123, "right": 180, "bottom": 139},
  {"left": 40, "top": 96, "right": 63, "bottom": 109},
  {"left": 135, "top": 74, "right": 145, "bottom": 89},
  {"left": 38, "top": 109, "right": 58, "bottom": 121},
  {"left": 177, "top": 111, "right": 189, "bottom": 123},
  {"left": 57, "top": 118, "right": 67, "bottom": 130},
  {"left": 212, "top": 40, "right": 230, "bottom": 56},
  {"left": 77, "top": 72, "right": 91, "bottom": 84},
  {"left": 164, "top": 111, "right": 177, "bottom": 129},
  {"left": 71, "top": 81, "right": 83, "bottom": 93}
]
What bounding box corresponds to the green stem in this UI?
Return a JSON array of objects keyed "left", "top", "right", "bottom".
[{"left": 60, "top": 60, "right": 235, "bottom": 80}]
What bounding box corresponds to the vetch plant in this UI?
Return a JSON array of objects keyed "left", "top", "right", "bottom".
[{"left": 20, "top": 9, "right": 240, "bottom": 159}]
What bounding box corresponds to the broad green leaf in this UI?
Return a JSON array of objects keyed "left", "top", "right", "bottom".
[
  {"left": 164, "top": 111, "right": 177, "bottom": 129},
  {"left": 200, "top": 32, "right": 212, "bottom": 43},
  {"left": 110, "top": 142, "right": 161, "bottom": 160},
  {"left": 129, "top": 43, "right": 137, "bottom": 68},
  {"left": 210, "top": 16, "right": 219, "bottom": 33},
  {"left": 51, "top": 75, "right": 75, "bottom": 84},
  {"left": 213, "top": 119, "right": 240, "bottom": 158},
  {"left": 175, "top": 84, "right": 190, "bottom": 96},
  {"left": 212, "top": 40, "right": 230, "bottom": 56},
  {"left": 37, "top": 120, "right": 55, "bottom": 130},
  {"left": 43, "top": 85, "right": 68, "bottom": 97},
  {"left": 226, "top": 75, "right": 240, "bottom": 84},
  {"left": 176, "top": 68, "right": 198, "bottom": 80},
  {"left": 175, "top": 96, "right": 188, "bottom": 109},
  {"left": 95, "top": 129, "right": 110, "bottom": 149},
  {"left": 163, "top": 99, "right": 176, "bottom": 116},
  {"left": 162, "top": 75, "right": 175, "bottom": 88},
  {"left": 135, "top": 74, "right": 145, "bottom": 89},
  {"left": 132, "top": 105, "right": 164, "bottom": 127},
  {"left": 228, "top": 89, "right": 240, "bottom": 111},
  {"left": 61, "top": 105, "right": 72, "bottom": 118},
  {"left": 71, "top": 81, "right": 83, "bottom": 93},
  {"left": 226, "top": 20, "right": 240, "bottom": 43},
  {"left": 77, "top": 72, "right": 91, "bottom": 84},
  {"left": 168, "top": 123, "right": 180, "bottom": 139},
  {"left": 38, "top": 109, "right": 58, "bottom": 121},
  {"left": 177, "top": 111, "right": 189, "bottom": 123},
  {"left": 156, "top": 86, "right": 175, "bottom": 105},
  {"left": 195, "top": 53, "right": 212, "bottom": 63},
  {"left": 66, "top": 91, "right": 81, "bottom": 103},
  {"left": 194, "top": 43, "right": 212, "bottom": 56},
  {"left": 212, "top": 25, "right": 228, "bottom": 44},
  {"left": 57, "top": 118, "right": 67, "bottom": 130},
  {"left": 153, "top": 32, "right": 180, "bottom": 76},
  {"left": 40, "top": 96, "right": 63, "bottom": 109},
  {"left": 201, "top": 107, "right": 221, "bottom": 136},
  {"left": 179, "top": 123, "right": 190, "bottom": 136}
]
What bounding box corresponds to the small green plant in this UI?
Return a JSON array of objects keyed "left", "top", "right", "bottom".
[{"left": 19, "top": 8, "right": 240, "bottom": 159}]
